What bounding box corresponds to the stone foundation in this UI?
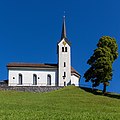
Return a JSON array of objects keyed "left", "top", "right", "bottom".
[{"left": 0, "top": 85, "right": 63, "bottom": 92}]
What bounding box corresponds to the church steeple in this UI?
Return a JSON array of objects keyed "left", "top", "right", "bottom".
[
  {"left": 58, "top": 16, "right": 71, "bottom": 86},
  {"left": 61, "top": 16, "right": 67, "bottom": 39}
]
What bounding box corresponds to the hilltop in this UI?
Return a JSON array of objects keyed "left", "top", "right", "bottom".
[{"left": 0, "top": 85, "right": 120, "bottom": 120}]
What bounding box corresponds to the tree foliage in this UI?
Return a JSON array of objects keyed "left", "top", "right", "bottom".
[{"left": 84, "top": 36, "right": 118, "bottom": 93}]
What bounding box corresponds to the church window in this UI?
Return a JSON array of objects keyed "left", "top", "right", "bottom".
[
  {"left": 65, "top": 47, "right": 67, "bottom": 52},
  {"left": 18, "top": 74, "right": 22, "bottom": 85},
  {"left": 47, "top": 74, "right": 51, "bottom": 85},
  {"left": 62, "top": 47, "right": 64, "bottom": 52},
  {"left": 33, "top": 74, "right": 37, "bottom": 85},
  {"left": 64, "top": 62, "right": 66, "bottom": 67}
]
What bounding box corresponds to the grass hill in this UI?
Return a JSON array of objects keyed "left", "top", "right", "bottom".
[{"left": 0, "top": 85, "right": 120, "bottom": 120}]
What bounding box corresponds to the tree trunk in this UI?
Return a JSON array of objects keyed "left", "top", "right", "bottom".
[{"left": 103, "top": 83, "right": 107, "bottom": 94}]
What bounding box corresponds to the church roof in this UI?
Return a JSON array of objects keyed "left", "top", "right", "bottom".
[
  {"left": 7, "top": 63, "right": 57, "bottom": 68},
  {"left": 7, "top": 63, "right": 80, "bottom": 77},
  {"left": 71, "top": 67, "right": 81, "bottom": 78}
]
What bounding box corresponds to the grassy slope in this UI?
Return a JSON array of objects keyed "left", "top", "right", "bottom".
[{"left": 0, "top": 86, "right": 120, "bottom": 120}]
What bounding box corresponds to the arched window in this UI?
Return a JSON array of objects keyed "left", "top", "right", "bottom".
[
  {"left": 19, "top": 74, "right": 22, "bottom": 85},
  {"left": 47, "top": 74, "right": 51, "bottom": 85},
  {"left": 33, "top": 74, "right": 37, "bottom": 85}
]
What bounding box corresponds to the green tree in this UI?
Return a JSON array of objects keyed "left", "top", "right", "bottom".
[{"left": 84, "top": 36, "right": 118, "bottom": 94}]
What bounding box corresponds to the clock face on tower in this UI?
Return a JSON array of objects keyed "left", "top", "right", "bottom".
[{"left": 62, "top": 41, "right": 66, "bottom": 46}]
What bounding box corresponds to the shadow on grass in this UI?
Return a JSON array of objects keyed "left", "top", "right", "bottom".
[{"left": 80, "top": 86, "right": 120, "bottom": 99}]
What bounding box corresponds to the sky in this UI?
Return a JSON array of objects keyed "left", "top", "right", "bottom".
[{"left": 0, "top": 0, "right": 120, "bottom": 93}]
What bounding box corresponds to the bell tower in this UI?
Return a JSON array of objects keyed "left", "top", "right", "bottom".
[{"left": 57, "top": 16, "right": 71, "bottom": 86}]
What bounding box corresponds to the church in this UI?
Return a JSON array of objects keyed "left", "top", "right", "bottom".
[{"left": 7, "top": 17, "right": 80, "bottom": 87}]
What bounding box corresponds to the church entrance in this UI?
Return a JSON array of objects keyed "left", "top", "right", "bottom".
[{"left": 64, "top": 81, "right": 66, "bottom": 86}]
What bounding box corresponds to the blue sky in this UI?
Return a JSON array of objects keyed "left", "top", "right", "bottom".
[{"left": 0, "top": 0, "right": 120, "bottom": 93}]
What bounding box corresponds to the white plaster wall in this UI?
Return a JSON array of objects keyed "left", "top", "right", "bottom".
[
  {"left": 58, "top": 39, "right": 71, "bottom": 86},
  {"left": 71, "top": 75, "right": 79, "bottom": 86},
  {"left": 8, "top": 68, "right": 58, "bottom": 86}
]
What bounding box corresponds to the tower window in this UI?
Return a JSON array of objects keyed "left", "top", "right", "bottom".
[
  {"left": 62, "top": 47, "right": 64, "bottom": 52},
  {"left": 63, "top": 72, "right": 66, "bottom": 79},
  {"left": 64, "top": 62, "right": 66, "bottom": 67},
  {"left": 62, "top": 47, "right": 67, "bottom": 52},
  {"left": 64, "top": 72, "right": 66, "bottom": 77},
  {"left": 65, "top": 47, "right": 67, "bottom": 52}
]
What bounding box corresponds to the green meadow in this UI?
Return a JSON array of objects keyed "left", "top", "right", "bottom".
[{"left": 0, "top": 85, "right": 120, "bottom": 120}]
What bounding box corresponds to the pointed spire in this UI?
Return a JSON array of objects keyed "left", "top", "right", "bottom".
[{"left": 61, "top": 16, "right": 67, "bottom": 39}]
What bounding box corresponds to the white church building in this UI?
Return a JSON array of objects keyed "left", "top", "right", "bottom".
[{"left": 7, "top": 17, "right": 80, "bottom": 86}]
